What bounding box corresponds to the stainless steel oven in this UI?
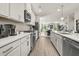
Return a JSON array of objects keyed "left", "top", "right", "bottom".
[{"left": 76, "top": 20, "right": 79, "bottom": 33}]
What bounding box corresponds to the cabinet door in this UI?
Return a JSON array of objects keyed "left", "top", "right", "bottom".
[
  {"left": 10, "top": 3, "right": 24, "bottom": 22},
  {"left": 54, "top": 33, "right": 57, "bottom": 48},
  {"left": 0, "top": 3, "right": 9, "bottom": 16},
  {"left": 7, "top": 46, "right": 20, "bottom": 56},
  {"left": 26, "top": 39, "right": 30, "bottom": 55},
  {"left": 50, "top": 32, "right": 55, "bottom": 44},
  {"left": 57, "top": 35, "right": 63, "bottom": 55},
  {"left": 21, "top": 41, "right": 27, "bottom": 56},
  {"left": 18, "top": 4, "right": 24, "bottom": 22},
  {"left": 10, "top": 3, "right": 19, "bottom": 20},
  {"left": 20, "top": 36, "right": 30, "bottom": 56}
]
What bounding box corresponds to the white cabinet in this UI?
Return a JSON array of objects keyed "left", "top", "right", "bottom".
[
  {"left": 17, "top": 4, "right": 24, "bottom": 22},
  {"left": 50, "top": 32, "right": 63, "bottom": 55},
  {"left": 20, "top": 35, "right": 30, "bottom": 56},
  {"left": 21, "top": 40, "right": 30, "bottom": 56},
  {"left": 20, "top": 37, "right": 28, "bottom": 56},
  {"left": 0, "top": 39, "right": 20, "bottom": 56},
  {"left": 10, "top": 3, "right": 19, "bottom": 20},
  {"left": 0, "top": 3, "right": 9, "bottom": 16},
  {"left": 56, "top": 34, "right": 63, "bottom": 55},
  {"left": 0, "top": 3, "right": 25, "bottom": 22},
  {"left": 21, "top": 41, "right": 27, "bottom": 56},
  {"left": 51, "top": 32, "right": 57, "bottom": 48},
  {"left": 7, "top": 46, "right": 20, "bottom": 56},
  {"left": 0, "top": 34, "right": 31, "bottom": 56},
  {"left": 10, "top": 3, "right": 24, "bottom": 22}
]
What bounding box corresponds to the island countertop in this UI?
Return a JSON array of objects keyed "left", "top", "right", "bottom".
[{"left": 52, "top": 30, "right": 79, "bottom": 42}]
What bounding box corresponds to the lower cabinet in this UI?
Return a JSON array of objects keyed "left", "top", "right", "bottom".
[
  {"left": 51, "top": 31, "right": 79, "bottom": 56},
  {"left": 0, "top": 39, "right": 20, "bottom": 56},
  {"left": 51, "top": 32, "right": 63, "bottom": 55},
  {"left": 57, "top": 35, "right": 63, "bottom": 55},
  {"left": 0, "top": 34, "right": 31, "bottom": 56},
  {"left": 21, "top": 41, "right": 27, "bottom": 56},
  {"left": 20, "top": 36, "right": 30, "bottom": 56},
  {"left": 7, "top": 46, "right": 20, "bottom": 56},
  {"left": 21, "top": 40, "right": 30, "bottom": 56}
]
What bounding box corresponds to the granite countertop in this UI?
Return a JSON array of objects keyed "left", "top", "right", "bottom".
[
  {"left": 52, "top": 30, "right": 79, "bottom": 42},
  {"left": 0, "top": 33, "right": 31, "bottom": 48}
]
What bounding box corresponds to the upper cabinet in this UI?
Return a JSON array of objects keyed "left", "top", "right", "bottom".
[
  {"left": 0, "top": 3, "right": 9, "bottom": 16},
  {"left": 0, "top": 3, "right": 35, "bottom": 23},
  {"left": 10, "top": 3, "right": 24, "bottom": 22},
  {"left": 18, "top": 4, "right": 25, "bottom": 22}
]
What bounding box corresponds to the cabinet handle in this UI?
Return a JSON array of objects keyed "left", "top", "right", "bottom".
[
  {"left": 27, "top": 41, "right": 29, "bottom": 46},
  {"left": 3, "top": 47, "right": 13, "bottom": 53}
]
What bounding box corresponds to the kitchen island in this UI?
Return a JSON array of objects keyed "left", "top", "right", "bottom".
[
  {"left": 50, "top": 30, "right": 79, "bottom": 56},
  {"left": 0, "top": 33, "right": 31, "bottom": 56}
]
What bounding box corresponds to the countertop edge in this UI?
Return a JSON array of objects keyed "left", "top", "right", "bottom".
[{"left": 0, "top": 33, "right": 31, "bottom": 48}]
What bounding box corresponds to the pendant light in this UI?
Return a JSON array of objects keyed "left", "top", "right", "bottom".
[
  {"left": 60, "top": 4, "right": 64, "bottom": 21},
  {"left": 39, "top": 5, "right": 42, "bottom": 13}
]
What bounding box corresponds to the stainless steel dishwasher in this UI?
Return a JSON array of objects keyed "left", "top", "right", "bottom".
[{"left": 63, "top": 37, "right": 79, "bottom": 56}]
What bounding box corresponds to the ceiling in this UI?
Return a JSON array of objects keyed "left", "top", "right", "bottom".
[{"left": 31, "top": 3, "right": 79, "bottom": 18}]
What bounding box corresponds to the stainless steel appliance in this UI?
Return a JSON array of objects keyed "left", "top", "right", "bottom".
[
  {"left": 63, "top": 37, "right": 79, "bottom": 56},
  {"left": 24, "top": 9, "right": 31, "bottom": 22},
  {"left": 6, "top": 24, "right": 16, "bottom": 36},
  {"left": 0, "top": 24, "right": 16, "bottom": 38},
  {"left": 76, "top": 20, "right": 79, "bottom": 33}
]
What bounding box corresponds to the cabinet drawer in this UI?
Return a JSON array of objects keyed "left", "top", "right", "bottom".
[
  {"left": 7, "top": 46, "right": 20, "bottom": 56},
  {"left": 21, "top": 36, "right": 29, "bottom": 43},
  {"left": 0, "top": 40, "right": 20, "bottom": 56}
]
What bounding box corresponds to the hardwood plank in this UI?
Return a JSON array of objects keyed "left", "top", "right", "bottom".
[{"left": 30, "top": 36, "right": 59, "bottom": 56}]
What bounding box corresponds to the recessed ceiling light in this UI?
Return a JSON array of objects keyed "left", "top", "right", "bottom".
[{"left": 57, "top": 9, "right": 61, "bottom": 12}]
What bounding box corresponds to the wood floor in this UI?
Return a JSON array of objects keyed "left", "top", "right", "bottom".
[{"left": 30, "top": 36, "right": 59, "bottom": 56}]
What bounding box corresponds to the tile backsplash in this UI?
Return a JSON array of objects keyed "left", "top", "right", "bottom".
[{"left": 0, "top": 17, "right": 30, "bottom": 32}]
